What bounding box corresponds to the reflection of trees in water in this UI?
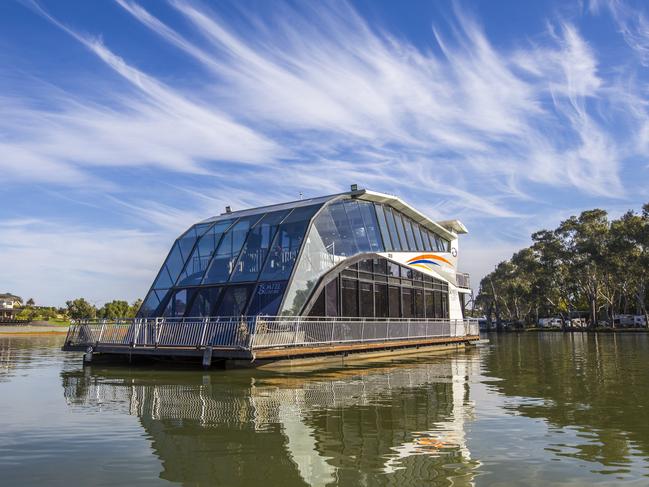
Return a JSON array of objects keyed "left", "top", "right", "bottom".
[
  {"left": 484, "top": 333, "right": 649, "bottom": 468},
  {"left": 61, "top": 355, "right": 481, "bottom": 487},
  {"left": 0, "top": 336, "right": 63, "bottom": 382}
]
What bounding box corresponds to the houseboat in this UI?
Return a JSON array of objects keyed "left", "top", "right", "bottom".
[{"left": 63, "top": 186, "right": 478, "bottom": 367}]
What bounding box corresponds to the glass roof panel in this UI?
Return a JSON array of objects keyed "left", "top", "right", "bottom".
[
  {"left": 230, "top": 209, "right": 290, "bottom": 283},
  {"left": 259, "top": 204, "right": 321, "bottom": 281},
  {"left": 176, "top": 219, "right": 235, "bottom": 286},
  {"left": 374, "top": 204, "right": 392, "bottom": 251},
  {"left": 202, "top": 215, "right": 263, "bottom": 284}
]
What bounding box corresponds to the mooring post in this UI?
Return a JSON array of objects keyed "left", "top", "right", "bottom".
[
  {"left": 202, "top": 346, "right": 213, "bottom": 368},
  {"left": 83, "top": 346, "right": 93, "bottom": 365}
]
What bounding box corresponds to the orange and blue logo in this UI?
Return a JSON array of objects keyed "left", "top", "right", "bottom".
[{"left": 406, "top": 254, "right": 453, "bottom": 272}]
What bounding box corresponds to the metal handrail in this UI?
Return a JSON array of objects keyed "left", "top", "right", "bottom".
[{"left": 64, "top": 316, "right": 479, "bottom": 352}]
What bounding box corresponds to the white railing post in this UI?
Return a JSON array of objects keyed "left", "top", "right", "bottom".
[
  {"left": 293, "top": 317, "right": 300, "bottom": 345},
  {"left": 132, "top": 319, "right": 141, "bottom": 347},
  {"left": 200, "top": 317, "right": 208, "bottom": 348}
]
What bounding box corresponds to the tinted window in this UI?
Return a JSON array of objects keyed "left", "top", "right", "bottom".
[
  {"left": 328, "top": 201, "right": 358, "bottom": 256},
  {"left": 374, "top": 204, "right": 392, "bottom": 250},
  {"left": 341, "top": 279, "right": 358, "bottom": 316},
  {"left": 162, "top": 289, "right": 194, "bottom": 317},
  {"left": 412, "top": 223, "right": 424, "bottom": 250},
  {"left": 247, "top": 281, "right": 287, "bottom": 316},
  {"left": 393, "top": 212, "right": 410, "bottom": 251},
  {"left": 384, "top": 207, "right": 403, "bottom": 251},
  {"left": 388, "top": 286, "right": 400, "bottom": 317},
  {"left": 216, "top": 285, "right": 253, "bottom": 316},
  {"left": 357, "top": 200, "right": 384, "bottom": 252},
  {"left": 187, "top": 287, "right": 222, "bottom": 317},
  {"left": 402, "top": 288, "right": 413, "bottom": 318},
  {"left": 203, "top": 215, "right": 261, "bottom": 284},
  {"left": 343, "top": 200, "right": 371, "bottom": 253},
  {"left": 360, "top": 282, "right": 374, "bottom": 317},
  {"left": 177, "top": 220, "right": 235, "bottom": 286},
  {"left": 260, "top": 205, "right": 320, "bottom": 281},
  {"left": 403, "top": 217, "right": 416, "bottom": 251},
  {"left": 138, "top": 290, "right": 161, "bottom": 317},
  {"left": 230, "top": 210, "right": 289, "bottom": 282},
  {"left": 325, "top": 279, "right": 338, "bottom": 316},
  {"left": 374, "top": 284, "right": 388, "bottom": 317},
  {"left": 151, "top": 242, "right": 184, "bottom": 290}
]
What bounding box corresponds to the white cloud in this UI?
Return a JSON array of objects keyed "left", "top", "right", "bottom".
[{"left": 2, "top": 0, "right": 649, "bottom": 303}]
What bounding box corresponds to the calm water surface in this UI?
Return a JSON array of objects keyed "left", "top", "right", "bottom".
[{"left": 1, "top": 333, "right": 649, "bottom": 486}]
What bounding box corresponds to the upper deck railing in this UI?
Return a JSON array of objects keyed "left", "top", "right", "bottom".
[
  {"left": 456, "top": 272, "right": 470, "bottom": 289},
  {"left": 64, "top": 316, "right": 479, "bottom": 352}
]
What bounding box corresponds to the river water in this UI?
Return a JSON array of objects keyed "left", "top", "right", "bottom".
[{"left": 1, "top": 333, "right": 648, "bottom": 486}]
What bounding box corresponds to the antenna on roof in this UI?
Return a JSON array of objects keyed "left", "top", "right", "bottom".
[{"left": 299, "top": 192, "right": 303, "bottom": 200}]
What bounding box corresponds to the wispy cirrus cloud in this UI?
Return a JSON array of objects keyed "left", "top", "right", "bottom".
[{"left": 2, "top": 0, "right": 649, "bottom": 304}]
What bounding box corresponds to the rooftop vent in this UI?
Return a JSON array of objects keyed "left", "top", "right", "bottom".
[{"left": 225, "top": 206, "right": 232, "bottom": 214}]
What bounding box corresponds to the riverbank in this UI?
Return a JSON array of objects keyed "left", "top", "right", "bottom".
[
  {"left": 486, "top": 327, "right": 649, "bottom": 333},
  {"left": 0, "top": 323, "right": 69, "bottom": 335}
]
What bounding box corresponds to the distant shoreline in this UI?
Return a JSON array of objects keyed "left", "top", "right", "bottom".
[
  {"left": 0, "top": 323, "right": 69, "bottom": 335},
  {"left": 484, "top": 327, "right": 649, "bottom": 333}
]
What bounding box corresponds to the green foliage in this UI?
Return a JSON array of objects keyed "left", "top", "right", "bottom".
[
  {"left": 65, "top": 298, "right": 97, "bottom": 320},
  {"left": 476, "top": 204, "right": 649, "bottom": 328}
]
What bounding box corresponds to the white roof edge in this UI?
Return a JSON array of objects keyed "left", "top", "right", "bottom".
[
  {"left": 436, "top": 219, "right": 469, "bottom": 235},
  {"left": 357, "top": 190, "right": 460, "bottom": 240}
]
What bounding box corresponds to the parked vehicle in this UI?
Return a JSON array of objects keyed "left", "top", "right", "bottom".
[{"left": 538, "top": 318, "right": 562, "bottom": 329}]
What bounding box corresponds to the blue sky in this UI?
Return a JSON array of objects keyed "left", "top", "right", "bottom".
[{"left": 1, "top": 0, "right": 649, "bottom": 306}]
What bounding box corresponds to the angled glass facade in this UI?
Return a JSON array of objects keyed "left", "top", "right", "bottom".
[{"left": 138, "top": 193, "right": 454, "bottom": 319}]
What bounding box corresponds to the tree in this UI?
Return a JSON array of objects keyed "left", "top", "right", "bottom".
[
  {"left": 97, "top": 300, "right": 130, "bottom": 319},
  {"left": 475, "top": 202, "right": 649, "bottom": 329},
  {"left": 26, "top": 298, "right": 35, "bottom": 307},
  {"left": 127, "top": 299, "right": 143, "bottom": 318},
  {"left": 66, "top": 298, "right": 97, "bottom": 320}
]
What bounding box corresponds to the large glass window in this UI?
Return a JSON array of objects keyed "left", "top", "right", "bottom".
[
  {"left": 139, "top": 290, "right": 162, "bottom": 317},
  {"left": 341, "top": 279, "right": 358, "bottom": 316},
  {"left": 301, "top": 257, "right": 449, "bottom": 319},
  {"left": 151, "top": 242, "right": 187, "bottom": 290},
  {"left": 388, "top": 286, "right": 400, "bottom": 317},
  {"left": 412, "top": 223, "right": 424, "bottom": 250},
  {"left": 187, "top": 287, "right": 222, "bottom": 317},
  {"left": 414, "top": 289, "right": 425, "bottom": 318},
  {"left": 258, "top": 205, "right": 320, "bottom": 281},
  {"left": 393, "top": 212, "right": 410, "bottom": 251},
  {"left": 421, "top": 228, "right": 433, "bottom": 251},
  {"left": 373, "top": 204, "right": 392, "bottom": 250},
  {"left": 325, "top": 279, "right": 338, "bottom": 316},
  {"left": 357, "top": 200, "right": 383, "bottom": 252},
  {"left": 215, "top": 285, "right": 253, "bottom": 316},
  {"left": 203, "top": 215, "right": 262, "bottom": 284},
  {"left": 176, "top": 219, "right": 235, "bottom": 286},
  {"left": 374, "top": 283, "right": 388, "bottom": 317},
  {"left": 425, "top": 290, "right": 434, "bottom": 318},
  {"left": 360, "top": 282, "right": 374, "bottom": 317},
  {"left": 343, "top": 200, "right": 371, "bottom": 253},
  {"left": 402, "top": 287, "right": 413, "bottom": 318},
  {"left": 162, "top": 289, "right": 194, "bottom": 317},
  {"left": 403, "top": 217, "right": 416, "bottom": 251},
  {"left": 247, "top": 281, "right": 287, "bottom": 316},
  {"left": 384, "top": 207, "right": 403, "bottom": 251},
  {"left": 230, "top": 210, "right": 289, "bottom": 282}
]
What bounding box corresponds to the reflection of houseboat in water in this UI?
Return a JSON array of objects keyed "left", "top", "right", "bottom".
[
  {"left": 63, "top": 187, "right": 478, "bottom": 367},
  {"left": 62, "top": 353, "right": 481, "bottom": 486}
]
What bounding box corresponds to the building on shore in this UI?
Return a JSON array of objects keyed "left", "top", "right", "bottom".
[{"left": 0, "top": 293, "right": 23, "bottom": 320}]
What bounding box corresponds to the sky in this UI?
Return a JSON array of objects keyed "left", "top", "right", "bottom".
[{"left": 1, "top": 0, "right": 649, "bottom": 307}]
